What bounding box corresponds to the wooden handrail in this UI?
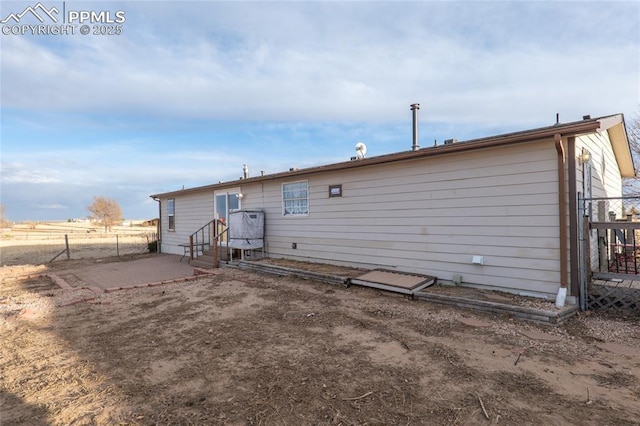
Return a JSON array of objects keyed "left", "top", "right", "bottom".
[
  {"left": 188, "top": 219, "right": 228, "bottom": 268},
  {"left": 590, "top": 222, "right": 640, "bottom": 230},
  {"left": 189, "top": 219, "right": 215, "bottom": 261},
  {"left": 212, "top": 225, "right": 229, "bottom": 268}
]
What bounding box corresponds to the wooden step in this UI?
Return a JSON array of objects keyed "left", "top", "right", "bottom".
[
  {"left": 202, "top": 248, "right": 231, "bottom": 261},
  {"left": 190, "top": 254, "right": 215, "bottom": 269},
  {"left": 190, "top": 246, "right": 233, "bottom": 269}
]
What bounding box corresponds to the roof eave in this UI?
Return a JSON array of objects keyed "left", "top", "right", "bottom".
[
  {"left": 597, "top": 114, "right": 635, "bottom": 178},
  {"left": 150, "top": 118, "right": 602, "bottom": 199}
]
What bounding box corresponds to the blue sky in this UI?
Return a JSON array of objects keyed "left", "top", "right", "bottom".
[{"left": 1, "top": 1, "right": 638, "bottom": 221}]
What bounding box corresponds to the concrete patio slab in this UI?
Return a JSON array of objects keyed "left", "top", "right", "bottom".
[{"left": 52, "top": 255, "right": 196, "bottom": 290}]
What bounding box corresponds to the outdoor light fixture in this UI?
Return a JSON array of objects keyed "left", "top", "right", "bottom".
[{"left": 580, "top": 148, "right": 591, "bottom": 164}]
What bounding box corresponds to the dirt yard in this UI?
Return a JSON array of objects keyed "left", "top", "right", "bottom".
[{"left": 1, "top": 257, "right": 639, "bottom": 425}]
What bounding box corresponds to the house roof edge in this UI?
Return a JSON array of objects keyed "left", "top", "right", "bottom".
[{"left": 150, "top": 117, "right": 603, "bottom": 199}]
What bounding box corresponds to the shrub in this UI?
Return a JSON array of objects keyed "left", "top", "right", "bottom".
[{"left": 148, "top": 240, "right": 158, "bottom": 253}]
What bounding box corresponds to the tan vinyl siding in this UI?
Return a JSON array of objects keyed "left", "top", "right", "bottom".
[
  {"left": 159, "top": 192, "right": 214, "bottom": 255},
  {"left": 242, "top": 140, "right": 562, "bottom": 297},
  {"left": 151, "top": 118, "right": 632, "bottom": 298}
]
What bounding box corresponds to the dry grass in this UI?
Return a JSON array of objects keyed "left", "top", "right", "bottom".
[{"left": 1, "top": 221, "right": 156, "bottom": 266}]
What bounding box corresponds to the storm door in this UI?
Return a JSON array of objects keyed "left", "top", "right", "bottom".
[{"left": 214, "top": 189, "right": 241, "bottom": 242}]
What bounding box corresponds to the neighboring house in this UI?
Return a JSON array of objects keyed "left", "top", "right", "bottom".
[
  {"left": 150, "top": 114, "right": 634, "bottom": 302},
  {"left": 141, "top": 218, "right": 159, "bottom": 227}
]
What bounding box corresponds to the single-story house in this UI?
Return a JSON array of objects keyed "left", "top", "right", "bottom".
[{"left": 150, "top": 113, "right": 634, "bottom": 304}]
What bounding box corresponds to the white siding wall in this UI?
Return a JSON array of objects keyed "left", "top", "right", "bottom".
[
  {"left": 575, "top": 132, "right": 625, "bottom": 272},
  {"left": 576, "top": 132, "right": 623, "bottom": 201},
  {"left": 159, "top": 192, "right": 214, "bottom": 255},
  {"left": 241, "top": 140, "right": 563, "bottom": 297}
]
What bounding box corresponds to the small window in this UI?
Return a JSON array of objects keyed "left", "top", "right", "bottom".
[
  {"left": 283, "top": 181, "right": 308, "bottom": 216},
  {"left": 167, "top": 198, "right": 175, "bottom": 231},
  {"left": 329, "top": 184, "right": 342, "bottom": 198}
]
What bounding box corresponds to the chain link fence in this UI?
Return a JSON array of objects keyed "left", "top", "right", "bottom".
[{"left": 584, "top": 196, "right": 640, "bottom": 222}]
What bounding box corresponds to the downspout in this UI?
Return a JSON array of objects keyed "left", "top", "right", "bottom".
[
  {"left": 554, "top": 134, "right": 568, "bottom": 307},
  {"left": 567, "top": 136, "right": 579, "bottom": 298},
  {"left": 152, "top": 196, "right": 161, "bottom": 253}
]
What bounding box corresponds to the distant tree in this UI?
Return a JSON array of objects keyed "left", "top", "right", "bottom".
[
  {"left": 0, "top": 204, "right": 9, "bottom": 228},
  {"left": 87, "top": 196, "right": 123, "bottom": 232}
]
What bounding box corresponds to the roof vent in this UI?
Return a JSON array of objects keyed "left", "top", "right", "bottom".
[
  {"left": 444, "top": 138, "right": 458, "bottom": 145},
  {"left": 583, "top": 114, "right": 591, "bottom": 120},
  {"left": 289, "top": 167, "right": 299, "bottom": 172},
  {"left": 355, "top": 142, "right": 367, "bottom": 159}
]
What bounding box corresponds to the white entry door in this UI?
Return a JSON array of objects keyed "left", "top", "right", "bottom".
[{"left": 215, "top": 189, "right": 241, "bottom": 224}]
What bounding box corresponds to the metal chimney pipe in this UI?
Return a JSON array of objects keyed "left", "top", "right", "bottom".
[
  {"left": 243, "top": 164, "right": 249, "bottom": 179},
  {"left": 410, "top": 103, "right": 420, "bottom": 151}
]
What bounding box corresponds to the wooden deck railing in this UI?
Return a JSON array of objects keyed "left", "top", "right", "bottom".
[{"left": 188, "top": 219, "right": 228, "bottom": 267}]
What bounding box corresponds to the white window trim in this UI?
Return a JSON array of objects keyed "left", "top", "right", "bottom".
[
  {"left": 167, "top": 198, "right": 175, "bottom": 231},
  {"left": 282, "top": 180, "right": 309, "bottom": 217}
]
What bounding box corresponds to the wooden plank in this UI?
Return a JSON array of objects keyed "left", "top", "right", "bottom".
[
  {"left": 593, "top": 271, "right": 640, "bottom": 281},
  {"left": 413, "top": 292, "right": 578, "bottom": 325},
  {"left": 354, "top": 270, "right": 435, "bottom": 290},
  {"left": 629, "top": 281, "right": 640, "bottom": 290},
  {"left": 603, "top": 280, "right": 620, "bottom": 288},
  {"left": 590, "top": 222, "right": 640, "bottom": 230}
]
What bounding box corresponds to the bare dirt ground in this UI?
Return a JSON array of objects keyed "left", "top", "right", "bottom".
[{"left": 1, "top": 256, "right": 640, "bottom": 425}]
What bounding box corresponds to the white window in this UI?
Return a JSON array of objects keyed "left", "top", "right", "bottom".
[
  {"left": 167, "top": 198, "right": 175, "bottom": 231},
  {"left": 283, "top": 181, "right": 308, "bottom": 216}
]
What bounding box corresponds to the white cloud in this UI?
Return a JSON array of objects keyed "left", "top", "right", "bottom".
[
  {"left": 2, "top": 2, "right": 637, "bottom": 124},
  {"left": 1, "top": 0, "right": 638, "bottom": 220},
  {"left": 1, "top": 162, "right": 61, "bottom": 183},
  {"left": 34, "top": 203, "right": 68, "bottom": 210}
]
